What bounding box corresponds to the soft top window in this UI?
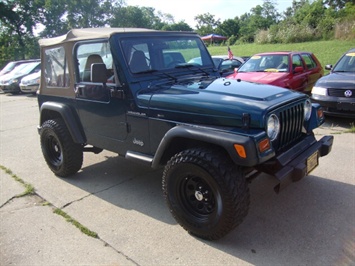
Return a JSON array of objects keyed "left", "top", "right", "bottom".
[{"left": 44, "top": 46, "right": 69, "bottom": 88}]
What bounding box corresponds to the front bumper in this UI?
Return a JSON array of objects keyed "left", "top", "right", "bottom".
[
  {"left": 20, "top": 84, "right": 39, "bottom": 93},
  {"left": 312, "top": 95, "right": 355, "bottom": 118},
  {"left": 258, "top": 134, "right": 334, "bottom": 193},
  {"left": 0, "top": 84, "right": 21, "bottom": 93}
]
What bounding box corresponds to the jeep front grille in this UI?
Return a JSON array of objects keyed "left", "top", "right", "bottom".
[{"left": 273, "top": 102, "right": 304, "bottom": 152}]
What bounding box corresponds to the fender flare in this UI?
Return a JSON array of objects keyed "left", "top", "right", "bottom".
[
  {"left": 151, "top": 125, "right": 260, "bottom": 168},
  {"left": 39, "top": 102, "right": 86, "bottom": 144}
]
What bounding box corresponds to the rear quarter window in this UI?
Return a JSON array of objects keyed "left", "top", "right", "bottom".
[
  {"left": 44, "top": 46, "right": 69, "bottom": 88},
  {"left": 301, "top": 54, "right": 317, "bottom": 69}
]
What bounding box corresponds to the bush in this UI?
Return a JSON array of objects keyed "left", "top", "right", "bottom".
[
  {"left": 335, "top": 20, "right": 355, "bottom": 40},
  {"left": 255, "top": 24, "right": 319, "bottom": 44}
]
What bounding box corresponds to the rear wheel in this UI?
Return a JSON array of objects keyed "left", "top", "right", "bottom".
[
  {"left": 162, "top": 148, "right": 250, "bottom": 240},
  {"left": 40, "top": 118, "right": 83, "bottom": 177}
]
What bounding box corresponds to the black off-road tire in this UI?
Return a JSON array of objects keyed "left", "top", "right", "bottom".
[
  {"left": 40, "top": 118, "right": 83, "bottom": 177},
  {"left": 162, "top": 148, "right": 250, "bottom": 240}
]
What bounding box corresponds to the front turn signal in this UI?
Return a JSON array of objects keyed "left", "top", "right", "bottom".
[
  {"left": 258, "top": 138, "right": 270, "bottom": 153},
  {"left": 317, "top": 108, "right": 324, "bottom": 119},
  {"left": 234, "top": 144, "right": 247, "bottom": 158}
]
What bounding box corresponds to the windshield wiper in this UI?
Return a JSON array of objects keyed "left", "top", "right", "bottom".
[
  {"left": 175, "top": 63, "right": 210, "bottom": 75},
  {"left": 133, "top": 69, "right": 158, "bottom": 74}
]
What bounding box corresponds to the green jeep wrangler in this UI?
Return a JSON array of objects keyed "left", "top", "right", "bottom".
[{"left": 37, "top": 28, "right": 333, "bottom": 240}]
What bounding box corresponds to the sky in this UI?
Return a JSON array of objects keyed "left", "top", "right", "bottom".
[{"left": 126, "top": 0, "right": 294, "bottom": 28}]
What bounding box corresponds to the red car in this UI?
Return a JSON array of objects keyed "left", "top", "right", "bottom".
[{"left": 227, "top": 51, "right": 324, "bottom": 94}]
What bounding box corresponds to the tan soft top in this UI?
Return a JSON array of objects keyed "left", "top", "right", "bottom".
[{"left": 39, "top": 27, "right": 157, "bottom": 47}]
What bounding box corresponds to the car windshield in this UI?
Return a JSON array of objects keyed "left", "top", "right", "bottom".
[
  {"left": 333, "top": 52, "right": 355, "bottom": 72},
  {"left": 118, "top": 35, "right": 214, "bottom": 74},
  {"left": 238, "top": 54, "right": 289, "bottom": 73},
  {"left": 14, "top": 62, "right": 39, "bottom": 75},
  {"left": 0, "top": 62, "right": 16, "bottom": 75}
]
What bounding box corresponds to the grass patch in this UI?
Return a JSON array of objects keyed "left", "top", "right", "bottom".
[
  {"left": 53, "top": 208, "right": 98, "bottom": 238},
  {"left": 0, "top": 165, "right": 35, "bottom": 197},
  {"left": 345, "top": 123, "right": 355, "bottom": 133},
  {"left": 208, "top": 40, "right": 355, "bottom": 74},
  {"left": 1, "top": 165, "right": 99, "bottom": 239}
]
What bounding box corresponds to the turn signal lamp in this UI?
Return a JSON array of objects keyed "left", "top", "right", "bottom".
[
  {"left": 234, "top": 144, "right": 246, "bottom": 158},
  {"left": 317, "top": 108, "right": 324, "bottom": 119},
  {"left": 258, "top": 138, "right": 270, "bottom": 153}
]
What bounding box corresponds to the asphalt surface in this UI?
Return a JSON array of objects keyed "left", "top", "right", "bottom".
[{"left": 0, "top": 92, "right": 354, "bottom": 266}]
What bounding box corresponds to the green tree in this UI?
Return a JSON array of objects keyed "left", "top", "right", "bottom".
[
  {"left": 216, "top": 19, "right": 240, "bottom": 39},
  {"left": 66, "top": 0, "right": 108, "bottom": 28},
  {"left": 39, "top": 0, "right": 69, "bottom": 37},
  {"left": 161, "top": 21, "right": 193, "bottom": 31},
  {"left": 0, "top": 0, "right": 44, "bottom": 60},
  {"left": 324, "top": 0, "right": 355, "bottom": 9},
  {"left": 110, "top": 5, "right": 163, "bottom": 29},
  {"left": 194, "top": 13, "right": 221, "bottom": 36},
  {"left": 294, "top": 0, "right": 326, "bottom": 29}
]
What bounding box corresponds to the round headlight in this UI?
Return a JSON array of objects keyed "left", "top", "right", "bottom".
[
  {"left": 267, "top": 114, "right": 280, "bottom": 141},
  {"left": 304, "top": 99, "right": 312, "bottom": 121}
]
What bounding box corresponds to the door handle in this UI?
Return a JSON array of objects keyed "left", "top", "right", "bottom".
[{"left": 75, "top": 85, "right": 85, "bottom": 96}]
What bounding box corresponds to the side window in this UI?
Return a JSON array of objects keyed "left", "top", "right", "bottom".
[
  {"left": 292, "top": 55, "right": 303, "bottom": 70},
  {"left": 44, "top": 46, "right": 69, "bottom": 87},
  {"left": 76, "top": 42, "right": 113, "bottom": 82},
  {"left": 302, "top": 54, "right": 317, "bottom": 69}
]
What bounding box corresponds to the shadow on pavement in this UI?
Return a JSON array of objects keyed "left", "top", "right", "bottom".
[{"left": 60, "top": 152, "right": 354, "bottom": 265}]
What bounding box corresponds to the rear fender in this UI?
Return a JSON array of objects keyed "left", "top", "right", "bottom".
[{"left": 39, "top": 102, "right": 86, "bottom": 144}]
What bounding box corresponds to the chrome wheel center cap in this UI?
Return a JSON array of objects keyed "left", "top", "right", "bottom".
[{"left": 195, "top": 191, "right": 204, "bottom": 201}]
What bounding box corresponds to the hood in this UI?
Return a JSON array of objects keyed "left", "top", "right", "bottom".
[
  {"left": 231, "top": 71, "right": 288, "bottom": 84},
  {"left": 0, "top": 71, "right": 35, "bottom": 83},
  {"left": 137, "top": 77, "right": 305, "bottom": 128},
  {"left": 21, "top": 71, "right": 41, "bottom": 82},
  {"left": 316, "top": 72, "right": 355, "bottom": 89}
]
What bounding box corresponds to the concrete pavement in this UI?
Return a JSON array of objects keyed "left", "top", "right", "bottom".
[{"left": 0, "top": 93, "right": 354, "bottom": 265}]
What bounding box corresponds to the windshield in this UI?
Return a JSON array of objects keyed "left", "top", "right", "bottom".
[
  {"left": 333, "top": 52, "right": 355, "bottom": 72},
  {"left": 14, "top": 62, "right": 39, "bottom": 75},
  {"left": 0, "top": 62, "right": 16, "bottom": 75},
  {"left": 238, "top": 54, "right": 289, "bottom": 73},
  {"left": 119, "top": 36, "right": 214, "bottom": 74}
]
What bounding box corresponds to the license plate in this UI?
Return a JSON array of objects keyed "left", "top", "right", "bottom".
[{"left": 307, "top": 151, "right": 319, "bottom": 174}]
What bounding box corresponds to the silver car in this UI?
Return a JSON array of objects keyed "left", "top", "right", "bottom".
[{"left": 20, "top": 70, "right": 41, "bottom": 94}]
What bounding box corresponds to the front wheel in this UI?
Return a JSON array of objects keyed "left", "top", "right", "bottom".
[
  {"left": 162, "top": 148, "right": 250, "bottom": 240},
  {"left": 40, "top": 118, "right": 83, "bottom": 177}
]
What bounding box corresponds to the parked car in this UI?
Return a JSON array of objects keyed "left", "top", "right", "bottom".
[
  {"left": 0, "top": 61, "right": 40, "bottom": 94},
  {"left": 227, "top": 51, "right": 324, "bottom": 94},
  {"left": 311, "top": 48, "right": 355, "bottom": 118},
  {"left": 20, "top": 70, "right": 41, "bottom": 94},
  {"left": 0, "top": 59, "right": 39, "bottom": 77},
  {"left": 188, "top": 55, "right": 245, "bottom": 76}
]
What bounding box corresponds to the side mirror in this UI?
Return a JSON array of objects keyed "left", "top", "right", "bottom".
[
  {"left": 294, "top": 66, "right": 304, "bottom": 73},
  {"left": 325, "top": 64, "right": 333, "bottom": 70},
  {"left": 91, "top": 63, "right": 107, "bottom": 83}
]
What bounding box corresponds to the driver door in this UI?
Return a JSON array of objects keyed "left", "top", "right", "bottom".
[{"left": 74, "top": 41, "right": 128, "bottom": 152}]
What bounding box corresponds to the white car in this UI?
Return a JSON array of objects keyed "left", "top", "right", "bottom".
[
  {"left": 20, "top": 70, "right": 41, "bottom": 94},
  {"left": 188, "top": 55, "right": 245, "bottom": 76}
]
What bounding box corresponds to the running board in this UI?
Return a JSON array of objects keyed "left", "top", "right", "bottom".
[{"left": 125, "top": 151, "right": 153, "bottom": 166}]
